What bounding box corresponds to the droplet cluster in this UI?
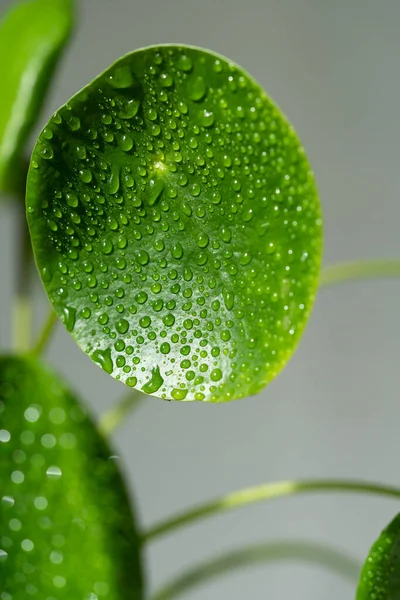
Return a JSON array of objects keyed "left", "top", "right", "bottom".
[
  {"left": 0, "top": 356, "right": 143, "bottom": 599},
  {"left": 27, "top": 45, "right": 322, "bottom": 402}
]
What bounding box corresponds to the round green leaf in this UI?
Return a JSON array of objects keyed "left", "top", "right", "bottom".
[
  {"left": 357, "top": 512, "right": 400, "bottom": 600},
  {"left": 27, "top": 45, "right": 322, "bottom": 402},
  {"left": 0, "top": 355, "right": 144, "bottom": 599},
  {"left": 0, "top": 0, "right": 74, "bottom": 193}
]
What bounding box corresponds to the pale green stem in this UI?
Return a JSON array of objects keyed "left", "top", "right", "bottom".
[
  {"left": 142, "top": 479, "right": 400, "bottom": 544},
  {"left": 98, "top": 390, "right": 143, "bottom": 436},
  {"left": 12, "top": 297, "right": 31, "bottom": 354},
  {"left": 151, "top": 540, "right": 361, "bottom": 600},
  {"left": 319, "top": 259, "right": 400, "bottom": 288},
  {"left": 13, "top": 198, "right": 32, "bottom": 353},
  {"left": 30, "top": 308, "right": 58, "bottom": 358}
]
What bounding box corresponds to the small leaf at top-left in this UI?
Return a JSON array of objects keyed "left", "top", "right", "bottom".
[{"left": 0, "top": 0, "right": 75, "bottom": 194}]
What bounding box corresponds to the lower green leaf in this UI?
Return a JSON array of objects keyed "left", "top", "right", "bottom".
[
  {"left": 357, "top": 512, "right": 400, "bottom": 599},
  {"left": 0, "top": 355, "right": 144, "bottom": 599}
]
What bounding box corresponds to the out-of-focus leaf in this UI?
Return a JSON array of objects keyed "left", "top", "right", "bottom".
[
  {"left": 0, "top": 0, "right": 75, "bottom": 193},
  {"left": 356, "top": 512, "right": 400, "bottom": 599},
  {"left": 0, "top": 355, "right": 144, "bottom": 599}
]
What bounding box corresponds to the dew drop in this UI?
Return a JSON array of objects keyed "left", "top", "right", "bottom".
[
  {"left": 21, "top": 539, "right": 34, "bottom": 552},
  {"left": 220, "top": 225, "right": 231, "bottom": 243},
  {"left": 139, "top": 316, "right": 151, "bottom": 328},
  {"left": 142, "top": 366, "right": 164, "bottom": 394},
  {"left": 154, "top": 240, "right": 164, "bottom": 252},
  {"left": 119, "top": 98, "right": 140, "bottom": 119},
  {"left": 136, "top": 291, "right": 148, "bottom": 304},
  {"left": 188, "top": 75, "right": 207, "bottom": 101},
  {"left": 151, "top": 282, "right": 162, "bottom": 294},
  {"left": 66, "top": 193, "right": 79, "bottom": 208},
  {"left": 171, "top": 242, "right": 183, "bottom": 259},
  {"left": 0, "top": 549, "right": 8, "bottom": 562},
  {"left": 222, "top": 289, "right": 235, "bottom": 311},
  {"left": 92, "top": 348, "right": 114, "bottom": 374},
  {"left": 46, "top": 466, "right": 62, "bottom": 479},
  {"left": 136, "top": 250, "right": 150, "bottom": 266},
  {"left": 102, "top": 239, "right": 114, "bottom": 255},
  {"left": 160, "top": 342, "right": 170, "bottom": 354},
  {"left": 1, "top": 495, "right": 15, "bottom": 507},
  {"left": 239, "top": 252, "right": 252, "bottom": 265},
  {"left": 79, "top": 169, "right": 92, "bottom": 184},
  {"left": 106, "top": 165, "right": 121, "bottom": 195},
  {"left": 153, "top": 298, "right": 164, "bottom": 312},
  {"left": 210, "top": 368, "right": 223, "bottom": 382},
  {"left": 199, "top": 109, "right": 215, "bottom": 128},
  {"left": 220, "top": 330, "right": 231, "bottom": 341},
  {"left": 34, "top": 496, "right": 48, "bottom": 510},
  {"left": 178, "top": 54, "right": 193, "bottom": 72},
  {"left": 197, "top": 232, "right": 209, "bottom": 248},
  {"left": 181, "top": 201, "right": 192, "bottom": 216},
  {"left": 163, "top": 314, "right": 175, "bottom": 327},
  {"left": 160, "top": 73, "right": 173, "bottom": 87},
  {"left": 146, "top": 107, "right": 158, "bottom": 121},
  {"left": 147, "top": 177, "right": 165, "bottom": 206},
  {"left": 183, "top": 266, "right": 193, "bottom": 281},
  {"left": 24, "top": 406, "right": 40, "bottom": 422},
  {"left": 40, "top": 145, "right": 54, "bottom": 160},
  {"left": 0, "top": 429, "right": 11, "bottom": 443},
  {"left": 171, "top": 388, "right": 188, "bottom": 400},
  {"left": 116, "top": 319, "right": 129, "bottom": 334},
  {"left": 191, "top": 182, "right": 201, "bottom": 197},
  {"left": 119, "top": 134, "right": 134, "bottom": 152},
  {"left": 108, "top": 65, "right": 135, "bottom": 89},
  {"left": 62, "top": 306, "right": 76, "bottom": 332}
]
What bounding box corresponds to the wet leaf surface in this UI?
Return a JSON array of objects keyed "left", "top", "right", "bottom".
[{"left": 27, "top": 45, "right": 322, "bottom": 401}]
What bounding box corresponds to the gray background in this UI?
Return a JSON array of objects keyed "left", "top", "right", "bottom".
[{"left": 1, "top": 0, "right": 400, "bottom": 597}]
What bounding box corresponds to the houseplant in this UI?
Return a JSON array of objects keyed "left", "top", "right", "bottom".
[{"left": 1, "top": 0, "right": 399, "bottom": 598}]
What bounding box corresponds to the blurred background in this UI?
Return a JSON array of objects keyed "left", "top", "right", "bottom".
[{"left": 1, "top": 0, "right": 400, "bottom": 597}]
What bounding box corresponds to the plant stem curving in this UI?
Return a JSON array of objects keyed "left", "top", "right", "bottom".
[
  {"left": 319, "top": 259, "right": 400, "bottom": 288},
  {"left": 98, "top": 390, "right": 143, "bottom": 436},
  {"left": 142, "top": 479, "right": 400, "bottom": 544},
  {"left": 31, "top": 308, "right": 58, "bottom": 358},
  {"left": 150, "top": 540, "right": 361, "bottom": 600},
  {"left": 13, "top": 196, "right": 32, "bottom": 353}
]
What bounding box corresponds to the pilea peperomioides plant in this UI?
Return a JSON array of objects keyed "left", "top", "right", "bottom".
[{"left": 1, "top": 0, "right": 400, "bottom": 598}]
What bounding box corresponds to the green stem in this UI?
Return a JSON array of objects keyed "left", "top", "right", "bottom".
[
  {"left": 13, "top": 197, "right": 32, "bottom": 353},
  {"left": 142, "top": 479, "right": 400, "bottom": 544},
  {"left": 98, "top": 389, "right": 143, "bottom": 436},
  {"left": 151, "top": 540, "right": 361, "bottom": 600},
  {"left": 319, "top": 259, "right": 400, "bottom": 288},
  {"left": 30, "top": 308, "right": 58, "bottom": 358}
]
